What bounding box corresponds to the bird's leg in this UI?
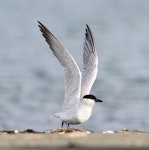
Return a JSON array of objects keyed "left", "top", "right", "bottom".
[
  {"left": 67, "top": 124, "right": 70, "bottom": 128},
  {"left": 61, "top": 122, "right": 64, "bottom": 128}
]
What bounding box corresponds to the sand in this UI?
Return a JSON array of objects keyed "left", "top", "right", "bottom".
[{"left": 0, "top": 128, "right": 149, "bottom": 150}]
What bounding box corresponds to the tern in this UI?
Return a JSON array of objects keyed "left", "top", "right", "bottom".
[{"left": 38, "top": 21, "right": 103, "bottom": 128}]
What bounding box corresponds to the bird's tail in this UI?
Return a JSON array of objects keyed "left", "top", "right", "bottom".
[{"left": 51, "top": 113, "right": 61, "bottom": 118}]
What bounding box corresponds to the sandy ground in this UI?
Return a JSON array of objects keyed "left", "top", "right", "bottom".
[{"left": 0, "top": 128, "right": 149, "bottom": 150}]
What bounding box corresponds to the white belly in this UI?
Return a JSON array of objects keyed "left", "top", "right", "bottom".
[{"left": 62, "top": 105, "right": 93, "bottom": 124}]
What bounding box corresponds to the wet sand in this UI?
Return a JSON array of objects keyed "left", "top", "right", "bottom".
[{"left": 0, "top": 128, "right": 149, "bottom": 150}]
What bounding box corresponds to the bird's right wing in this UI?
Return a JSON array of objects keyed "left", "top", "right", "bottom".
[
  {"left": 80, "top": 25, "right": 98, "bottom": 100},
  {"left": 38, "top": 21, "right": 81, "bottom": 110}
]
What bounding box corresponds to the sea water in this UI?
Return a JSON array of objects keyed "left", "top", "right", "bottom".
[{"left": 0, "top": 0, "right": 149, "bottom": 131}]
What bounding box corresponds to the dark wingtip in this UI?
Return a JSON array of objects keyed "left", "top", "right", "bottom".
[
  {"left": 37, "top": 21, "right": 43, "bottom": 27},
  {"left": 85, "top": 24, "right": 89, "bottom": 37},
  {"left": 86, "top": 24, "right": 90, "bottom": 30},
  {"left": 37, "top": 20, "right": 41, "bottom": 25},
  {"left": 85, "top": 24, "right": 92, "bottom": 36}
]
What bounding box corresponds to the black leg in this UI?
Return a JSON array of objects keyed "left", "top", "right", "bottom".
[
  {"left": 61, "top": 122, "right": 64, "bottom": 128},
  {"left": 67, "top": 124, "right": 70, "bottom": 128}
]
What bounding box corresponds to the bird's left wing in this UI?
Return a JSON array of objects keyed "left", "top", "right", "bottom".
[
  {"left": 38, "top": 21, "right": 81, "bottom": 110},
  {"left": 80, "top": 25, "right": 98, "bottom": 100}
]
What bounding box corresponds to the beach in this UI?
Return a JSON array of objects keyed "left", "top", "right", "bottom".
[{"left": 0, "top": 128, "right": 149, "bottom": 150}]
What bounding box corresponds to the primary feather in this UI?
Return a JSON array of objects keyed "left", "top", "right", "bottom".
[
  {"left": 81, "top": 25, "right": 98, "bottom": 99},
  {"left": 38, "top": 21, "right": 81, "bottom": 110}
]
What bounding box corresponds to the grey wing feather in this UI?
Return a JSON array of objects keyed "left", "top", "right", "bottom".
[
  {"left": 80, "top": 25, "right": 98, "bottom": 100},
  {"left": 38, "top": 21, "right": 81, "bottom": 110}
]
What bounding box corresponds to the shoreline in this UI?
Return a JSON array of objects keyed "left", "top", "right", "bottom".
[{"left": 0, "top": 128, "right": 149, "bottom": 149}]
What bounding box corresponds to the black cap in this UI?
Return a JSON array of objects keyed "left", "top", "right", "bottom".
[{"left": 83, "top": 94, "right": 103, "bottom": 102}]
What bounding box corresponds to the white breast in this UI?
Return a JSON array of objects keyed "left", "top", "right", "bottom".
[
  {"left": 53, "top": 98, "right": 95, "bottom": 124},
  {"left": 75, "top": 99, "right": 95, "bottom": 123}
]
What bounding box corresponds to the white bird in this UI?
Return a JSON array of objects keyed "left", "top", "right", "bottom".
[{"left": 38, "top": 21, "right": 103, "bottom": 128}]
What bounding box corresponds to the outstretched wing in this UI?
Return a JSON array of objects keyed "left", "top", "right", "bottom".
[
  {"left": 80, "top": 25, "right": 98, "bottom": 100},
  {"left": 38, "top": 21, "right": 81, "bottom": 110}
]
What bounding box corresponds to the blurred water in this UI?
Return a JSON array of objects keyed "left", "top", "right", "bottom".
[{"left": 0, "top": 0, "right": 149, "bottom": 131}]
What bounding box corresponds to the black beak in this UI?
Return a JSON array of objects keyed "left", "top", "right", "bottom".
[{"left": 95, "top": 99, "right": 103, "bottom": 102}]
